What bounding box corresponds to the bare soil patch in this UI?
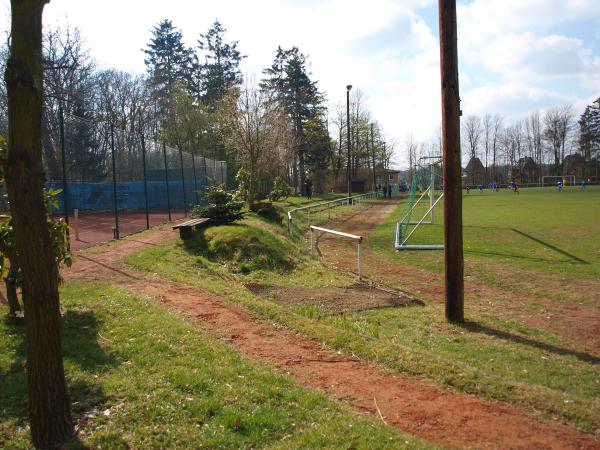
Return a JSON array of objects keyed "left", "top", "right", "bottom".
[
  {"left": 60, "top": 222, "right": 600, "bottom": 449},
  {"left": 245, "top": 282, "right": 422, "bottom": 314}
]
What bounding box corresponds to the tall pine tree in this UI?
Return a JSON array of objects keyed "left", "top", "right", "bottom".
[
  {"left": 143, "top": 19, "right": 193, "bottom": 125},
  {"left": 261, "top": 46, "right": 324, "bottom": 191},
  {"left": 196, "top": 20, "right": 245, "bottom": 108},
  {"left": 579, "top": 98, "right": 600, "bottom": 173}
]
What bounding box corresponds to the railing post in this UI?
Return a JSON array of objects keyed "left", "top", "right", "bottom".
[
  {"left": 358, "top": 238, "right": 363, "bottom": 280},
  {"left": 310, "top": 226, "right": 314, "bottom": 254}
]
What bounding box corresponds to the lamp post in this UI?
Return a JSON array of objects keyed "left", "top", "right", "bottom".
[{"left": 346, "top": 84, "right": 352, "bottom": 199}]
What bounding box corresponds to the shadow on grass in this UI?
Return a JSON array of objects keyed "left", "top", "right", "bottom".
[
  {"left": 510, "top": 228, "right": 589, "bottom": 265},
  {"left": 460, "top": 225, "right": 590, "bottom": 265},
  {"left": 77, "top": 254, "right": 143, "bottom": 281},
  {"left": 462, "top": 320, "right": 600, "bottom": 365},
  {"left": 0, "top": 310, "right": 118, "bottom": 432},
  {"left": 467, "top": 249, "right": 559, "bottom": 264}
]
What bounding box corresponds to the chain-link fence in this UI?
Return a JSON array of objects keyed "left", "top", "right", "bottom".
[{"left": 41, "top": 110, "right": 226, "bottom": 249}]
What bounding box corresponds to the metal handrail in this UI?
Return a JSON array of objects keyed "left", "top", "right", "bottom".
[
  {"left": 287, "top": 191, "right": 379, "bottom": 237},
  {"left": 310, "top": 225, "right": 363, "bottom": 279}
]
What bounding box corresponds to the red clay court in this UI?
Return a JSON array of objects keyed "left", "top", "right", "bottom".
[{"left": 64, "top": 209, "right": 187, "bottom": 251}]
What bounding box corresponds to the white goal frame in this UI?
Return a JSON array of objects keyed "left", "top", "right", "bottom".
[{"left": 541, "top": 175, "right": 575, "bottom": 187}]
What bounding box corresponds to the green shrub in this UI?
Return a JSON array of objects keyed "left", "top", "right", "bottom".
[
  {"left": 191, "top": 184, "right": 244, "bottom": 225},
  {"left": 235, "top": 167, "right": 252, "bottom": 203},
  {"left": 269, "top": 176, "right": 293, "bottom": 202}
]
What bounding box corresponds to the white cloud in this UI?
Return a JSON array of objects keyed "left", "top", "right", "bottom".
[
  {"left": 462, "top": 83, "right": 579, "bottom": 121},
  {"left": 480, "top": 33, "right": 593, "bottom": 78},
  {"left": 458, "top": 0, "right": 600, "bottom": 45}
]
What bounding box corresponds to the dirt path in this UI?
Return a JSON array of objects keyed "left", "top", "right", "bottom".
[
  {"left": 316, "top": 200, "right": 600, "bottom": 357},
  {"left": 62, "top": 224, "right": 600, "bottom": 449}
]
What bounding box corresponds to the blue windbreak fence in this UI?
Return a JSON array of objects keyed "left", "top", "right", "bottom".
[
  {"left": 39, "top": 111, "right": 227, "bottom": 247},
  {"left": 47, "top": 180, "right": 204, "bottom": 213}
]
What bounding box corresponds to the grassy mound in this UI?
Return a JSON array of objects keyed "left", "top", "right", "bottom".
[{"left": 187, "top": 224, "right": 296, "bottom": 273}]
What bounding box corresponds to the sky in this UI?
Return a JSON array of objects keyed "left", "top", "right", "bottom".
[{"left": 1, "top": 0, "right": 599, "bottom": 168}]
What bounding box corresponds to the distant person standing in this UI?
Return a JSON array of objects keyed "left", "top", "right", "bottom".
[
  {"left": 557, "top": 179, "right": 563, "bottom": 192},
  {"left": 580, "top": 179, "right": 587, "bottom": 189},
  {"left": 387, "top": 184, "right": 392, "bottom": 198},
  {"left": 305, "top": 177, "right": 313, "bottom": 200}
]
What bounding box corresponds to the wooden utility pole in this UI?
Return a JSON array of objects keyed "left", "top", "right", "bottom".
[{"left": 438, "top": 0, "right": 464, "bottom": 322}]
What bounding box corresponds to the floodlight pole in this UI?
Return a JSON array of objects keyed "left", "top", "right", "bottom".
[
  {"left": 371, "top": 123, "right": 376, "bottom": 193},
  {"left": 438, "top": 0, "right": 464, "bottom": 323},
  {"left": 346, "top": 85, "right": 352, "bottom": 201}
]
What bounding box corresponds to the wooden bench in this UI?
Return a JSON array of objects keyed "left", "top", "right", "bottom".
[{"left": 172, "top": 217, "right": 210, "bottom": 240}]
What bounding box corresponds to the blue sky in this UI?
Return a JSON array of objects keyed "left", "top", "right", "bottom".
[{"left": 1, "top": 0, "right": 598, "bottom": 167}]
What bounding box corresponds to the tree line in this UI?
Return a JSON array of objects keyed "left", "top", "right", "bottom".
[
  {"left": 458, "top": 101, "right": 599, "bottom": 185},
  {"left": 404, "top": 100, "right": 599, "bottom": 186},
  {"left": 0, "top": 19, "right": 394, "bottom": 200}
]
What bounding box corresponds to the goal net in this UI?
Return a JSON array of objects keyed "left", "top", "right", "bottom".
[
  {"left": 395, "top": 160, "right": 444, "bottom": 250},
  {"left": 541, "top": 175, "right": 576, "bottom": 187}
]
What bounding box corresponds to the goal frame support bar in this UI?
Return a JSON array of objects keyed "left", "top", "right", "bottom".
[{"left": 395, "top": 193, "right": 445, "bottom": 251}]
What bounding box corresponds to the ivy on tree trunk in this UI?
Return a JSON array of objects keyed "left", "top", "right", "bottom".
[{"left": 4, "top": 0, "right": 74, "bottom": 447}]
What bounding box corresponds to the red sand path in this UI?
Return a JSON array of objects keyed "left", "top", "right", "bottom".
[{"left": 63, "top": 222, "right": 599, "bottom": 449}]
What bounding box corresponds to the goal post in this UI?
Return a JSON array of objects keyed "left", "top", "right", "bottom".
[{"left": 541, "top": 175, "right": 576, "bottom": 187}]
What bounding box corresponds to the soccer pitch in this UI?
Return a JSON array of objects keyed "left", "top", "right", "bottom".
[{"left": 373, "top": 186, "right": 600, "bottom": 283}]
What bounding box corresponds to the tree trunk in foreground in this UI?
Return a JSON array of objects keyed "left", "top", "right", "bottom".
[{"left": 4, "top": 0, "right": 74, "bottom": 447}]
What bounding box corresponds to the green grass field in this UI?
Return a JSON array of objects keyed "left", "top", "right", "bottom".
[{"left": 385, "top": 186, "right": 600, "bottom": 275}]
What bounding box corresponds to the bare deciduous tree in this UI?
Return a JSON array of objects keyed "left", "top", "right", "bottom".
[
  {"left": 222, "top": 79, "right": 291, "bottom": 202},
  {"left": 462, "top": 115, "right": 482, "bottom": 184},
  {"left": 544, "top": 105, "right": 574, "bottom": 175}
]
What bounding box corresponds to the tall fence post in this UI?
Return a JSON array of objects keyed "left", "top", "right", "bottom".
[
  {"left": 178, "top": 147, "right": 188, "bottom": 216},
  {"left": 191, "top": 153, "right": 199, "bottom": 204},
  {"left": 59, "top": 106, "right": 69, "bottom": 226},
  {"left": 203, "top": 154, "right": 208, "bottom": 186},
  {"left": 140, "top": 133, "right": 150, "bottom": 229},
  {"left": 162, "top": 142, "right": 172, "bottom": 221},
  {"left": 110, "top": 122, "right": 120, "bottom": 239}
]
